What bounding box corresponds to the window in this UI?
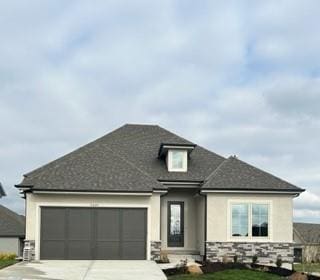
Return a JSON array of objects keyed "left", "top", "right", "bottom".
[
  {"left": 172, "top": 151, "right": 184, "bottom": 169},
  {"left": 167, "top": 150, "right": 187, "bottom": 172},
  {"left": 231, "top": 203, "right": 269, "bottom": 238},
  {"left": 252, "top": 204, "right": 268, "bottom": 237},
  {"left": 232, "top": 204, "right": 249, "bottom": 237}
]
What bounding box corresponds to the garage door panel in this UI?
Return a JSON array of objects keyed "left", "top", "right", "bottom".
[
  {"left": 40, "top": 241, "right": 65, "bottom": 260},
  {"left": 95, "top": 242, "right": 120, "bottom": 260},
  {"left": 95, "top": 209, "right": 120, "bottom": 240},
  {"left": 67, "top": 241, "right": 92, "bottom": 260},
  {"left": 67, "top": 209, "right": 92, "bottom": 240},
  {"left": 41, "top": 208, "right": 66, "bottom": 240},
  {"left": 122, "top": 209, "right": 146, "bottom": 240},
  {"left": 122, "top": 241, "right": 146, "bottom": 260}
]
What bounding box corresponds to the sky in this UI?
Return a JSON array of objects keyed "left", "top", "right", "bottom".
[{"left": 0, "top": 0, "right": 319, "bottom": 223}]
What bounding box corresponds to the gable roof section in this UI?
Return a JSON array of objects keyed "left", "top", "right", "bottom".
[
  {"left": 293, "top": 223, "right": 320, "bottom": 244},
  {"left": 0, "top": 205, "right": 25, "bottom": 237},
  {"left": 17, "top": 124, "right": 303, "bottom": 193},
  {"left": 18, "top": 124, "right": 225, "bottom": 191},
  {"left": 202, "top": 156, "right": 303, "bottom": 192},
  {"left": 20, "top": 140, "right": 164, "bottom": 192}
]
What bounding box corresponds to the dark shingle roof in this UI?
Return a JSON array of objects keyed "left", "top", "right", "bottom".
[
  {"left": 21, "top": 140, "right": 164, "bottom": 192},
  {"left": 0, "top": 183, "right": 5, "bottom": 197},
  {"left": 202, "top": 156, "right": 302, "bottom": 191},
  {"left": 17, "top": 124, "right": 303, "bottom": 193},
  {"left": 294, "top": 223, "right": 320, "bottom": 244},
  {"left": 0, "top": 205, "right": 25, "bottom": 237}
]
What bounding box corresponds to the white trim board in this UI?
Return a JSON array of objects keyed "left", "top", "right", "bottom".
[{"left": 32, "top": 191, "right": 153, "bottom": 196}]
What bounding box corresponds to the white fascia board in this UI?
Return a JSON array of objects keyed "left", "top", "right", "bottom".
[
  {"left": 200, "top": 190, "right": 300, "bottom": 195},
  {"left": 153, "top": 190, "right": 168, "bottom": 194},
  {"left": 160, "top": 181, "right": 201, "bottom": 186},
  {"left": 32, "top": 191, "right": 153, "bottom": 196},
  {"left": 162, "top": 145, "right": 194, "bottom": 150}
]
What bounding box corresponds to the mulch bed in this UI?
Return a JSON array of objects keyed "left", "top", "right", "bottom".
[{"left": 162, "top": 261, "right": 320, "bottom": 279}]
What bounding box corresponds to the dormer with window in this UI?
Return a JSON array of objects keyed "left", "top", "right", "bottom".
[{"left": 158, "top": 143, "right": 196, "bottom": 172}]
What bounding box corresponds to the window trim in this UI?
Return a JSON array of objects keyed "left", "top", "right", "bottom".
[
  {"left": 167, "top": 150, "right": 188, "bottom": 172},
  {"left": 227, "top": 199, "right": 272, "bottom": 242}
]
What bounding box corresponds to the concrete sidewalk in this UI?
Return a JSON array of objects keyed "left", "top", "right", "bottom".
[{"left": 0, "top": 260, "right": 167, "bottom": 280}]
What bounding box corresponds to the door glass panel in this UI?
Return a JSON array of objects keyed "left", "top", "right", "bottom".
[{"left": 170, "top": 204, "right": 181, "bottom": 235}]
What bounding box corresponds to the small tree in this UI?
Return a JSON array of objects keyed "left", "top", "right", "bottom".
[{"left": 276, "top": 256, "right": 282, "bottom": 268}]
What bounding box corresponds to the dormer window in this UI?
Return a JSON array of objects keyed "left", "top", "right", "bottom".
[
  {"left": 158, "top": 143, "right": 196, "bottom": 173},
  {"left": 168, "top": 150, "right": 188, "bottom": 172}
]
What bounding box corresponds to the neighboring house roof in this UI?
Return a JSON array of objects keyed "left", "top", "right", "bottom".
[
  {"left": 293, "top": 223, "right": 320, "bottom": 244},
  {"left": 0, "top": 183, "right": 6, "bottom": 197},
  {"left": 0, "top": 205, "right": 25, "bottom": 237},
  {"left": 16, "top": 124, "right": 304, "bottom": 193},
  {"left": 202, "top": 156, "right": 302, "bottom": 192}
]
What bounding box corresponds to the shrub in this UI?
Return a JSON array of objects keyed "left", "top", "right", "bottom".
[
  {"left": 176, "top": 258, "right": 188, "bottom": 274},
  {"left": 276, "top": 256, "right": 282, "bottom": 268},
  {"left": 252, "top": 255, "right": 258, "bottom": 264},
  {"left": 159, "top": 251, "right": 169, "bottom": 263},
  {"left": 233, "top": 255, "right": 238, "bottom": 263},
  {"left": 0, "top": 253, "right": 17, "bottom": 261}
]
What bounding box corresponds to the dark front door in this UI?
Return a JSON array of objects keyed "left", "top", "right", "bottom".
[
  {"left": 40, "top": 207, "right": 147, "bottom": 260},
  {"left": 168, "top": 202, "right": 184, "bottom": 247}
]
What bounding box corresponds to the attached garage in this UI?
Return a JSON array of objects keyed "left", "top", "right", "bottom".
[{"left": 40, "top": 207, "right": 147, "bottom": 260}]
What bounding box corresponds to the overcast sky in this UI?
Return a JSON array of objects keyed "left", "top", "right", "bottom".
[{"left": 0, "top": 1, "right": 319, "bottom": 223}]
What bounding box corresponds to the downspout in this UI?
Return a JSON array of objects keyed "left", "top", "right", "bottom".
[{"left": 199, "top": 190, "right": 207, "bottom": 262}]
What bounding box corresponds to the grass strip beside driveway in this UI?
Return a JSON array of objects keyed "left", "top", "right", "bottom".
[
  {"left": 168, "top": 269, "right": 283, "bottom": 280},
  {"left": 0, "top": 260, "right": 17, "bottom": 270}
]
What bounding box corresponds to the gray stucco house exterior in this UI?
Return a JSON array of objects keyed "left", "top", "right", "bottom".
[
  {"left": 16, "top": 124, "right": 304, "bottom": 266},
  {"left": 0, "top": 204, "right": 25, "bottom": 256}
]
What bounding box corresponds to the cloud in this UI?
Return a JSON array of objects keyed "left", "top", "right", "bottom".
[{"left": 0, "top": 1, "right": 320, "bottom": 223}]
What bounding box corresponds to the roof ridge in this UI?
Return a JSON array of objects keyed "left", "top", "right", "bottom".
[
  {"left": 21, "top": 124, "right": 129, "bottom": 180},
  {"left": 231, "top": 156, "right": 303, "bottom": 191},
  {"left": 101, "top": 144, "right": 165, "bottom": 189},
  {"left": 155, "top": 125, "right": 195, "bottom": 144},
  {"left": 156, "top": 125, "right": 226, "bottom": 160},
  {"left": 293, "top": 226, "right": 307, "bottom": 244},
  {"left": 202, "top": 156, "right": 232, "bottom": 187},
  {"left": 0, "top": 205, "right": 25, "bottom": 226},
  {"left": 124, "top": 123, "right": 159, "bottom": 127}
]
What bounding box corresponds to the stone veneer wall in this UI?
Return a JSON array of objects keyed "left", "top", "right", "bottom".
[
  {"left": 206, "top": 242, "right": 294, "bottom": 264},
  {"left": 150, "top": 241, "right": 161, "bottom": 261},
  {"left": 23, "top": 240, "right": 35, "bottom": 261}
]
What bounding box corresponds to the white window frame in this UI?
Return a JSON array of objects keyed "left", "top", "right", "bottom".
[
  {"left": 167, "top": 150, "right": 188, "bottom": 172},
  {"left": 227, "top": 199, "right": 272, "bottom": 242}
]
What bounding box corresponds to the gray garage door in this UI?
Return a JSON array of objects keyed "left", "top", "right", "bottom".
[{"left": 40, "top": 207, "right": 147, "bottom": 260}]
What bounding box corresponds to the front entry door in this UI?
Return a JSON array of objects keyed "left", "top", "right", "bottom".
[{"left": 168, "top": 202, "right": 184, "bottom": 247}]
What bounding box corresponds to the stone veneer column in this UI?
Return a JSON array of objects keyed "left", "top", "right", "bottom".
[
  {"left": 23, "top": 240, "right": 35, "bottom": 261},
  {"left": 150, "top": 241, "right": 162, "bottom": 261},
  {"left": 206, "top": 242, "right": 294, "bottom": 265}
]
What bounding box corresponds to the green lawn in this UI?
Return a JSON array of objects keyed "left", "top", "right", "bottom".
[
  {"left": 294, "top": 263, "right": 320, "bottom": 273},
  {"left": 0, "top": 260, "right": 17, "bottom": 269},
  {"left": 168, "top": 269, "right": 283, "bottom": 280}
]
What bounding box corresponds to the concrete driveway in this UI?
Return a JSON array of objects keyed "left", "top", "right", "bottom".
[{"left": 0, "top": 260, "right": 167, "bottom": 280}]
